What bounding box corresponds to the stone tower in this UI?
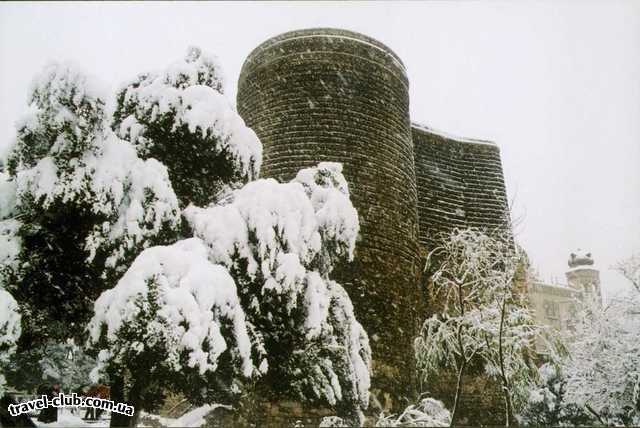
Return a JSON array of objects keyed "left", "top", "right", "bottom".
[
  {"left": 237, "top": 28, "right": 422, "bottom": 405},
  {"left": 566, "top": 249, "right": 602, "bottom": 304}
]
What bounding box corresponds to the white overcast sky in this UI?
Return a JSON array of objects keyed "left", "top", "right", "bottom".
[{"left": 1, "top": 1, "right": 638, "bottom": 299}]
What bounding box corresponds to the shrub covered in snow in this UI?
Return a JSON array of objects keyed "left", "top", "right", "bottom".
[
  {"left": 319, "top": 415, "right": 349, "bottom": 427},
  {"left": 561, "top": 295, "right": 640, "bottom": 425},
  {"left": 3, "top": 338, "right": 96, "bottom": 394},
  {"left": 415, "top": 228, "right": 539, "bottom": 425},
  {"left": 0, "top": 172, "right": 17, "bottom": 220},
  {"left": 184, "top": 162, "right": 369, "bottom": 423},
  {"left": 519, "top": 363, "right": 592, "bottom": 426},
  {"left": 87, "top": 238, "right": 264, "bottom": 425},
  {"left": 6, "top": 62, "right": 108, "bottom": 172},
  {"left": 0, "top": 288, "right": 21, "bottom": 395},
  {"left": 615, "top": 252, "right": 640, "bottom": 293},
  {"left": 0, "top": 174, "right": 21, "bottom": 290},
  {"left": 375, "top": 397, "right": 451, "bottom": 427},
  {"left": 1, "top": 62, "right": 181, "bottom": 344},
  {"left": 112, "top": 46, "right": 261, "bottom": 207},
  {"left": 87, "top": 162, "right": 369, "bottom": 425},
  {"left": 521, "top": 292, "right": 640, "bottom": 427},
  {"left": 3, "top": 52, "right": 370, "bottom": 426}
]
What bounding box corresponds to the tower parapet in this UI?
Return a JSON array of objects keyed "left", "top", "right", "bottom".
[{"left": 566, "top": 249, "right": 602, "bottom": 303}]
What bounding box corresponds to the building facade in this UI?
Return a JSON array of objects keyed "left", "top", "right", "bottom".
[{"left": 528, "top": 249, "right": 602, "bottom": 351}]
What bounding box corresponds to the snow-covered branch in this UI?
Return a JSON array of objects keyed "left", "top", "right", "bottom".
[{"left": 416, "top": 228, "right": 539, "bottom": 426}]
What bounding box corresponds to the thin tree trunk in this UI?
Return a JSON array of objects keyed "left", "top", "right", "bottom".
[
  {"left": 450, "top": 279, "right": 467, "bottom": 427},
  {"left": 450, "top": 359, "right": 466, "bottom": 427},
  {"left": 497, "top": 294, "right": 513, "bottom": 427},
  {"left": 585, "top": 404, "right": 606, "bottom": 426}
]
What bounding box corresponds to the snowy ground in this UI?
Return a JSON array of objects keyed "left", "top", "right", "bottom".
[
  {"left": 33, "top": 409, "right": 109, "bottom": 428},
  {"left": 140, "top": 405, "right": 227, "bottom": 427},
  {"left": 31, "top": 405, "right": 221, "bottom": 427}
]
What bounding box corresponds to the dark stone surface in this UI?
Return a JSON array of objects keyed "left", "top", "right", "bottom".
[
  {"left": 237, "top": 28, "right": 422, "bottom": 406},
  {"left": 412, "top": 125, "right": 511, "bottom": 424},
  {"left": 412, "top": 124, "right": 510, "bottom": 250},
  {"left": 236, "top": 29, "right": 513, "bottom": 415}
]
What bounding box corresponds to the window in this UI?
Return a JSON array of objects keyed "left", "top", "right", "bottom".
[{"left": 544, "top": 300, "right": 560, "bottom": 319}]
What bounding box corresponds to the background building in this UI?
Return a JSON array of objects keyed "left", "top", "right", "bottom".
[{"left": 528, "top": 249, "right": 602, "bottom": 351}]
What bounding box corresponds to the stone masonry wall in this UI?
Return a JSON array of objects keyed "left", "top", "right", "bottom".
[
  {"left": 412, "top": 123, "right": 510, "bottom": 250},
  {"left": 237, "top": 28, "right": 422, "bottom": 408},
  {"left": 412, "top": 124, "right": 511, "bottom": 424}
]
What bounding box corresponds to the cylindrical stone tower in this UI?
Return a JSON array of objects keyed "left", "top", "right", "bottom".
[{"left": 237, "top": 28, "right": 421, "bottom": 406}]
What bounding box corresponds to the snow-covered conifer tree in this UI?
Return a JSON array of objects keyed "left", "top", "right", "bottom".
[
  {"left": 0, "top": 173, "right": 22, "bottom": 396},
  {"left": 112, "top": 46, "right": 261, "bottom": 207},
  {"left": 184, "top": 162, "right": 369, "bottom": 424},
  {"left": 3, "top": 338, "right": 95, "bottom": 394},
  {"left": 2, "top": 62, "right": 181, "bottom": 345},
  {"left": 87, "top": 238, "right": 262, "bottom": 427},
  {"left": 88, "top": 162, "right": 370, "bottom": 426},
  {"left": 0, "top": 288, "right": 21, "bottom": 395},
  {"left": 0, "top": 172, "right": 20, "bottom": 292}
]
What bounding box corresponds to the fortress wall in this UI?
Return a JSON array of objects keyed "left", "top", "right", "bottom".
[
  {"left": 412, "top": 124, "right": 510, "bottom": 250},
  {"left": 412, "top": 124, "right": 511, "bottom": 424},
  {"left": 237, "top": 28, "right": 422, "bottom": 405}
]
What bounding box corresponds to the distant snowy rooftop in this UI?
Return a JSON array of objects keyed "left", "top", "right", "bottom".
[
  {"left": 531, "top": 280, "right": 581, "bottom": 296},
  {"left": 411, "top": 122, "right": 497, "bottom": 147}
]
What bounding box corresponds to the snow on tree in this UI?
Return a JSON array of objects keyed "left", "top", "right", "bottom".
[
  {"left": 519, "top": 362, "right": 592, "bottom": 426},
  {"left": 0, "top": 220, "right": 20, "bottom": 288},
  {"left": 1, "top": 61, "right": 181, "bottom": 345},
  {"left": 3, "top": 338, "right": 96, "bottom": 394},
  {"left": 183, "top": 162, "right": 369, "bottom": 424},
  {"left": 0, "top": 172, "right": 17, "bottom": 220},
  {"left": 0, "top": 173, "right": 21, "bottom": 291},
  {"left": 414, "top": 228, "right": 539, "bottom": 426},
  {"left": 0, "top": 288, "right": 21, "bottom": 395},
  {"left": 112, "top": 46, "right": 262, "bottom": 207},
  {"left": 87, "top": 237, "right": 262, "bottom": 427},
  {"left": 6, "top": 62, "right": 108, "bottom": 172},
  {"left": 9, "top": 71, "right": 181, "bottom": 272},
  {"left": 615, "top": 252, "right": 640, "bottom": 293},
  {"left": 561, "top": 294, "right": 640, "bottom": 425},
  {"left": 320, "top": 416, "right": 351, "bottom": 427},
  {"left": 375, "top": 397, "right": 451, "bottom": 427},
  {"left": 477, "top": 265, "right": 539, "bottom": 424}
]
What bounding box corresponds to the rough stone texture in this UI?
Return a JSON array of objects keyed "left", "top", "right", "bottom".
[
  {"left": 412, "top": 124, "right": 512, "bottom": 422},
  {"left": 412, "top": 123, "right": 510, "bottom": 250},
  {"left": 427, "top": 365, "right": 507, "bottom": 426},
  {"left": 236, "top": 28, "right": 515, "bottom": 420},
  {"left": 237, "top": 28, "right": 422, "bottom": 407}
]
